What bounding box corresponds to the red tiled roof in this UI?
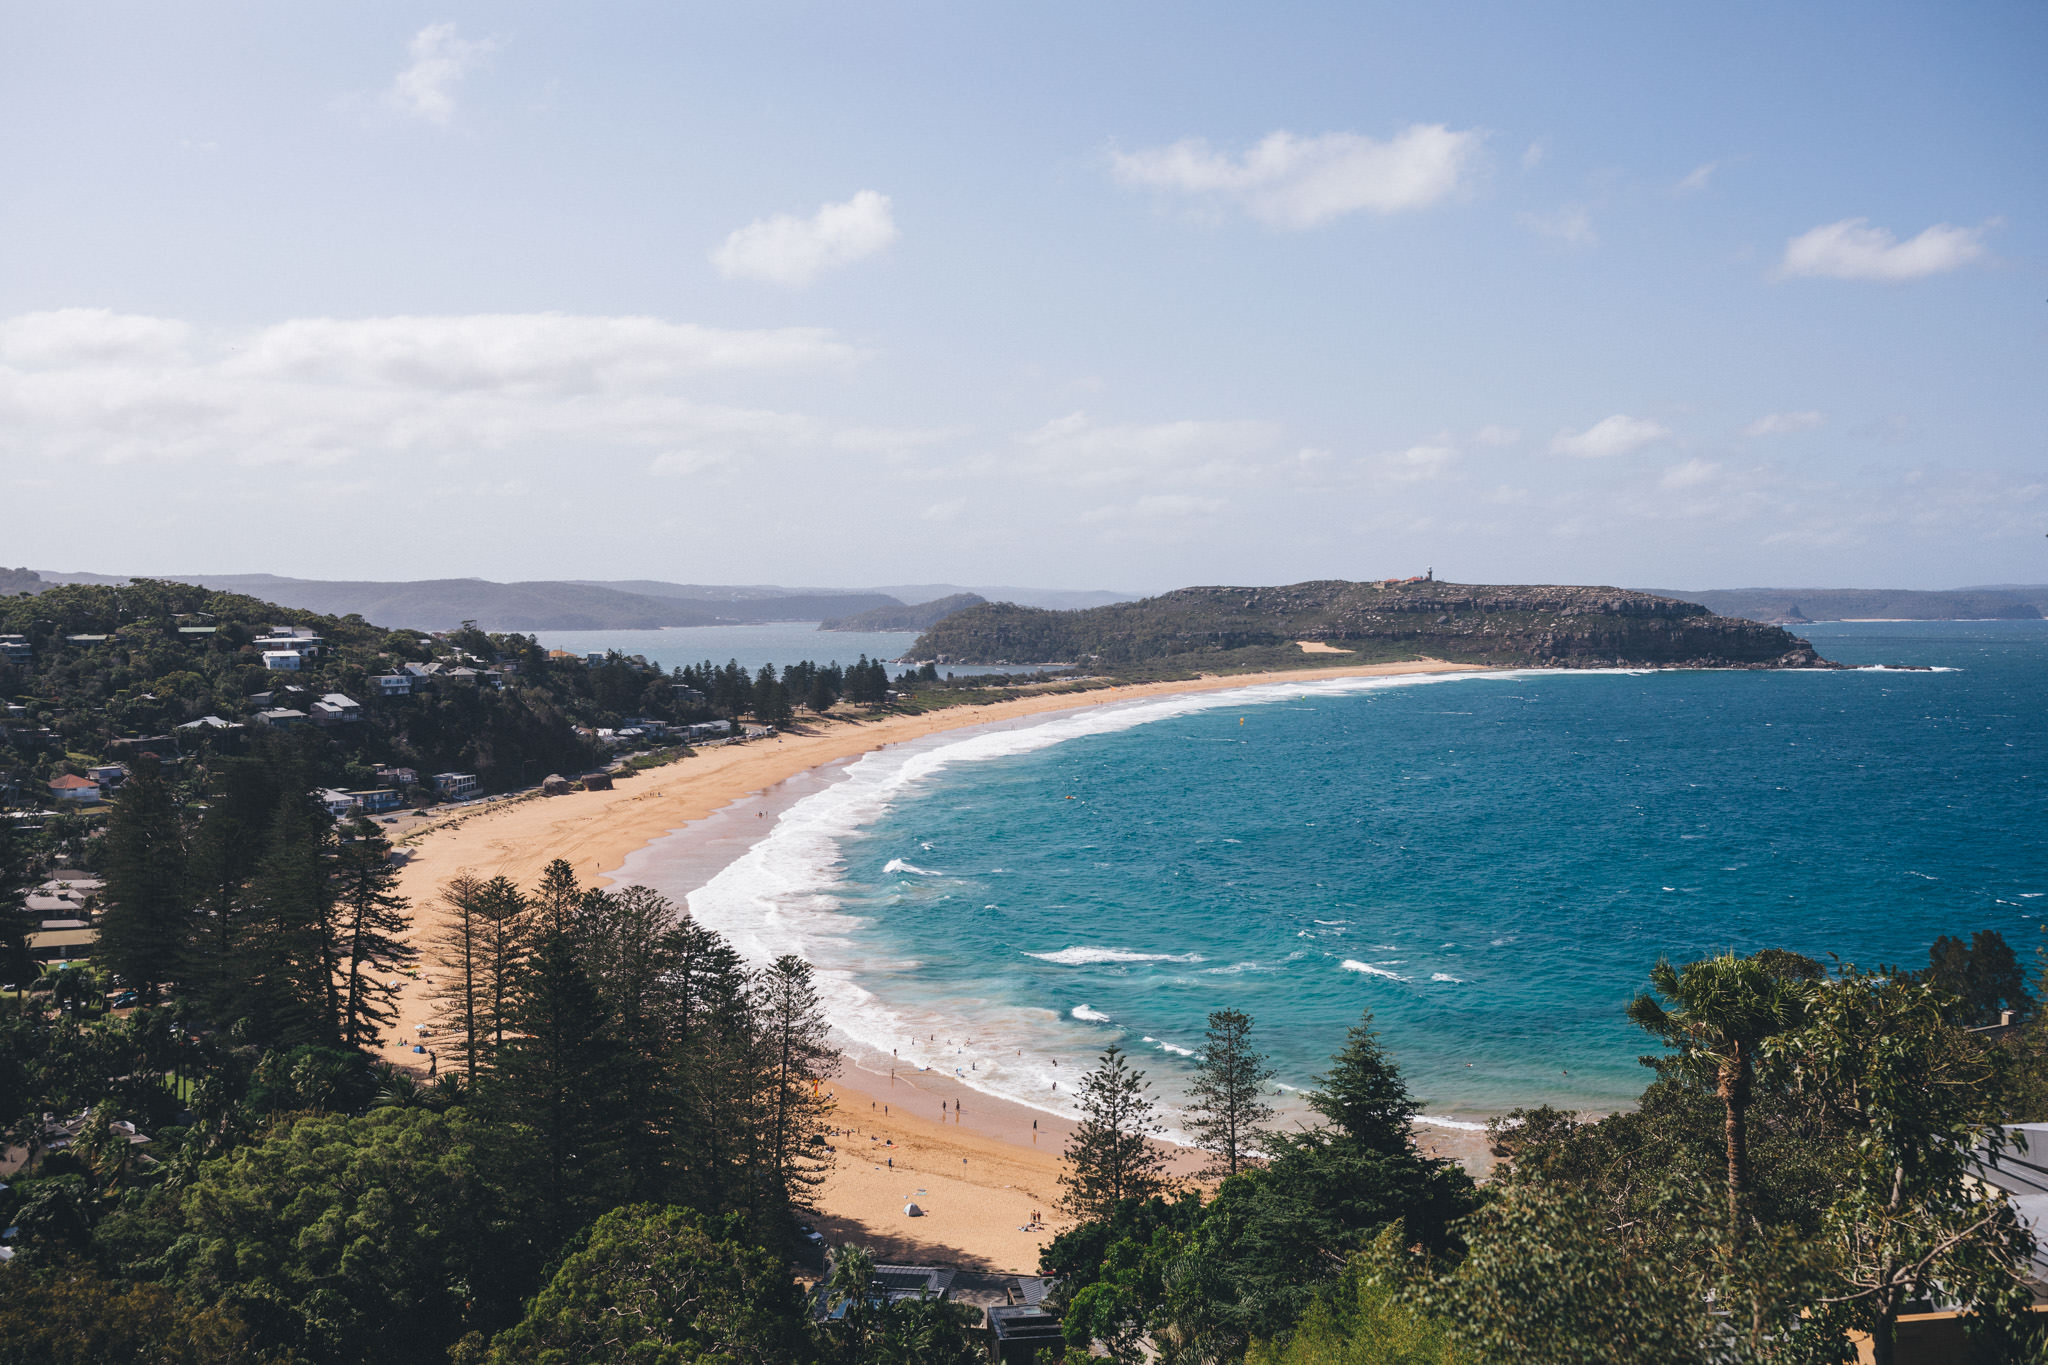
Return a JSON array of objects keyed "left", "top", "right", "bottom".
[{"left": 48, "top": 775, "right": 99, "bottom": 790}]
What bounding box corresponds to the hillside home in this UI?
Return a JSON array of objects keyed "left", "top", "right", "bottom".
[
  {"left": 375, "top": 766, "right": 418, "bottom": 787},
  {"left": 310, "top": 693, "right": 362, "bottom": 724},
  {"left": 433, "top": 772, "right": 478, "bottom": 800},
  {"left": 85, "top": 763, "right": 127, "bottom": 790},
  {"left": 47, "top": 775, "right": 100, "bottom": 804},
  {"left": 261, "top": 650, "right": 303, "bottom": 671},
  {"left": 253, "top": 630, "right": 323, "bottom": 658},
  {"left": 372, "top": 674, "right": 413, "bottom": 696},
  {"left": 253, "top": 708, "right": 307, "bottom": 728},
  {"left": 64, "top": 634, "right": 110, "bottom": 644},
  {"left": 0, "top": 634, "right": 30, "bottom": 662},
  {"left": 176, "top": 715, "right": 239, "bottom": 732}
]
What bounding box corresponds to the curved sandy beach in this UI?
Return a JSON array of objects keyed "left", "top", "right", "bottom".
[{"left": 375, "top": 659, "right": 1483, "bottom": 1269}]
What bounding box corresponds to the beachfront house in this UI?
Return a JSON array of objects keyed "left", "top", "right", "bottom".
[
  {"left": 433, "top": 772, "right": 478, "bottom": 800},
  {"left": 351, "top": 788, "right": 404, "bottom": 814},
  {"left": 316, "top": 788, "right": 361, "bottom": 819}
]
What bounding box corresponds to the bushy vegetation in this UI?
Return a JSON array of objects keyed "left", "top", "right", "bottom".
[
  {"left": 1046, "top": 938, "right": 2048, "bottom": 1365},
  {"left": 0, "top": 837, "right": 893, "bottom": 1364}
]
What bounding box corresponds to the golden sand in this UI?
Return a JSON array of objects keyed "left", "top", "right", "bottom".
[{"left": 376, "top": 658, "right": 1481, "bottom": 1266}]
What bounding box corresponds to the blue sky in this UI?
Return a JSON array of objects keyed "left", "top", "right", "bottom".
[{"left": 3, "top": 2, "right": 2042, "bottom": 592}]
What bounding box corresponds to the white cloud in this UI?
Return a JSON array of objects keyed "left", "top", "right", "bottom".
[
  {"left": 0, "top": 310, "right": 873, "bottom": 470},
  {"left": 386, "top": 22, "right": 495, "bottom": 126},
  {"left": 1675, "top": 162, "right": 1716, "bottom": 194},
  {"left": 1742, "top": 410, "right": 1824, "bottom": 438},
  {"left": 0, "top": 309, "right": 192, "bottom": 367},
  {"left": 1377, "top": 442, "right": 1457, "bottom": 483},
  {"left": 1013, "top": 411, "right": 1281, "bottom": 487},
  {"left": 1779, "top": 218, "right": 1989, "bottom": 281},
  {"left": 1549, "top": 414, "right": 1671, "bottom": 458},
  {"left": 1518, "top": 204, "right": 1595, "bottom": 245},
  {"left": 1110, "top": 125, "right": 1481, "bottom": 229},
  {"left": 1520, "top": 141, "right": 1545, "bottom": 171},
  {"left": 710, "top": 191, "right": 898, "bottom": 286},
  {"left": 1473, "top": 425, "right": 1522, "bottom": 447},
  {"left": 1660, "top": 458, "right": 1720, "bottom": 489}
]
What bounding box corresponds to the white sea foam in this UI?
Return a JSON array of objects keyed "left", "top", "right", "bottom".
[
  {"left": 1143, "top": 1036, "right": 1197, "bottom": 1056},
  {"left": 1072, "top": 1004, "right": 1112, "bottom": 1022},
  {"left": 1431, "top": 973, "right": 1464, "bottom": 983},
  {"left": 1342, "top": 959, "right": 1410, "bottom": 982},
  {"left": 1416, "top": 1114, "right": 1489, "bottom": 1132},
  {"left": 637, "top": 664, "right": 1519, "bottom": 1121},
  {"left": 883, "top": 858, "right": 942, "bottom": 876},
  {"left": 1029, "top": 946, "right": 1204, "bottom": 966}
]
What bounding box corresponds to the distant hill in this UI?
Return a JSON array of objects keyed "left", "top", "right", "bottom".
[
  {"left": 911, "top": 579, "right": 1830, "bottom": 671},
  {"left": 1652, "top": 586, "right": 2047, "bottom": 624},
  {"left": 22, "top": 573, "right": 904, "bottom": 631},
  {"left": 820, "top": 592, "right": 986, "bottom": 632},
  {"left": 22, "top": 571, "right": 1136, "bottom": 631},
  {"left": 866, "top": 584, "right": 1136, "bottom": 611}
]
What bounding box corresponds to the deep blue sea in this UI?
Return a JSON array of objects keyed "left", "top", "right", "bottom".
[{"left": 642, "top": 622, "right": 2047, "bottom": 1129}]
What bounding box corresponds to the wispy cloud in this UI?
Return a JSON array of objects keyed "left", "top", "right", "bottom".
[
  {"left": 711, "top": 191, "right": 899, "bottom": 287},
  {"left": 1675, "top": 162, "right": 1717, "bottom": 194},
  {"left": 1110, "top": 125, "right": 1481, "bottom": 229},
  {"left": 1742, "top": 411, "right": 1824, "bottom": 438},
  {"left": 1517, "top": 204, "right": 1595, "bottom": 245},
  {"left": 1779, "top": 218, "right": 1990, "bottom": 281},
  {"left": 1550, "top": 414, "right": 1670, "bottom": 458},
  {"left": 0, "top": 309, "right": 869, "bottom": 469},
  {"left": 386, "top": 22, "right": 495, "bottom": 126}
]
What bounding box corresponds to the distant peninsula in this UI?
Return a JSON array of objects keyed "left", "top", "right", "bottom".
[
  {"left": 909, "top": 579, "right": 1833, "bottom": 672},
  {"left": 820, "top": 592, "right": 985, "bottom": 632}
]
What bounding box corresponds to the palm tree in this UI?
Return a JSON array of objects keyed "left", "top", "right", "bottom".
[{"left": 1626, "top": 952, "right": 1810, "bottom": 1239}]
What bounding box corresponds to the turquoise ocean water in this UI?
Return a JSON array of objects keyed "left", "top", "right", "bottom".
[{"left": 627, "top": 622, "right": 2047, "bottom": 1130}]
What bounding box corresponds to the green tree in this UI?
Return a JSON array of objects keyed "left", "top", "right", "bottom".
[
  {"left": 1248, "top": 1228, "right": 1469, "bottom": 1365},
  {"left": 1920, "top": 930, "right": 2034, "bottom": 1026},
  {"left": 1626, "top": 952, "right": 1808, "bottom": 1238},
  {"left": 431, "top": 873, "right": 489, "bottom": 1083},
  {"left": 1431, "top": 1181, "right": 1724, "bottom": 1365},
  {"left": 161, "top": 1107, "right": 504, "bottom": 1365},
  {"left": 1186, "top": 1007, "right": 1275, "bottom": 1179},
  {"left": 485, "top": 925, "right": 628, "bottom": 1241},
  {"left": 0, "top": 1260, "right": 258, "bottom": 1365},
  {"left": 467, "top": 1204, "right": 811, "bottom": 1365},
  {"left": 756, "top": 953, "right": 839, "bottom": 1215},
  {"left": 1309, "top": 1009, "right": 1421, "bottom": 1153},
  {"left": 332, "top": 816, "right": 415, "bottom": 1048},
  {"left": 1772, "top": 967, "right": 2037, "bottom": 1365},
  {"left": 98, "top": 755, "right": 188, "bottom": 1003},
  {"left": 243, "top": 791, "right": 339, "bottom": 1042},
  {"left": 1060, "top": 1044, "right": 1171, "bottom": 1220}
]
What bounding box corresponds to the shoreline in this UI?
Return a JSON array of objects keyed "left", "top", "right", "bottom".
[{"left": 375, "top": 659, "right": 1493, "bottom": 1263}]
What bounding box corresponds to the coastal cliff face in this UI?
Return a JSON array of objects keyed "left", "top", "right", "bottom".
[{"left": 910, "top": 580, "right": 1833, "bottom": 670}]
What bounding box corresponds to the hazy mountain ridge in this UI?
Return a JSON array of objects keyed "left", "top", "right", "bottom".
[
  {"left": 819, "top": 592, "right": 987, "bottom": 632},
  {"left": 911, "top": 579, "right": 1830, "bottom": 670},
  {"left": 1652, "top": 586, "right": 2047, "bottom": 623}
]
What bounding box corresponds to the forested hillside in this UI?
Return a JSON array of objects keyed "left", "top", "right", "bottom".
[
  {"left": 911, "top": 579, "right": 1830, "bottom": 671},
  {"left": 819, "top": 592, "right": 985, "bottom": 632}
]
